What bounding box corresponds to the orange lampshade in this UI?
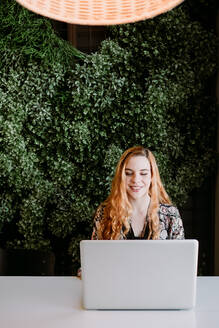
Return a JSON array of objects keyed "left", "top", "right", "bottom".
[{"left": 16, "top": 0, "right": 184, "bottom": 25}]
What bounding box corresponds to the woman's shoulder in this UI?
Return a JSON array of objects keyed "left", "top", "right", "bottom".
[
  {"left": 158, "top": 203, "right": 181, "bottom": 224},
  {"left": 93, "top": 203, "right": 106, "bottom": 222},
  {"left": 158, "top": 204, "right": 184, "bottom": 239},
  {"left": 159, "top": 203, "right": 180, "bottom": 216}
]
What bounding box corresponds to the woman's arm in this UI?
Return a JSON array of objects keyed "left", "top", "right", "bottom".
[
  {"left": 159, "top": 204, "right": 185, "bottom": 240},
  {"left": 77, "top": 204, "right": 104, "bottom": 278},
  {"left": 168, "top": 206, "right": 185, "bottom": 240},
  {"left": 91, "top": 204, "right": 104, "bottom": 240}
]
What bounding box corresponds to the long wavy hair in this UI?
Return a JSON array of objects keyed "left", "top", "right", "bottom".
[{"left": 99, "top": 146, "right": 172, "bottom": 240}]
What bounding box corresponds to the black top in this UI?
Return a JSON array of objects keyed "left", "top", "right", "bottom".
[{"left": 126, "top": 223, "right": 150, "bottom": 240}]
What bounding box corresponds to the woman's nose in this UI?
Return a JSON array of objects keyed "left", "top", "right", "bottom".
[{"left": 132, "top": 174, "right": 141, "bottom": 183}]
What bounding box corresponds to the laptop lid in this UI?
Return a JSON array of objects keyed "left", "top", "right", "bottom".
[{"left": 80, "top": 240, "right": 199, "bottom": 310}]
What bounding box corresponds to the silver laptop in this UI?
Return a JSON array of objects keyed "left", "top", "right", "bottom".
[{"left": 80, "top": 240, "right": 199, "bottom": 310}]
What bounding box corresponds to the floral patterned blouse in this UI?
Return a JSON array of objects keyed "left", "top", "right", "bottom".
[{"left": 91, "top": 203, "right": 185, "bottom": 240}]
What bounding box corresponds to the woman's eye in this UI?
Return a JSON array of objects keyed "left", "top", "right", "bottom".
[
  {"left": 141, "top": 173, "right": 147, "bottom": 176},
  {"left": 125, "top": 172, "right": 132, "bottom": 176}
]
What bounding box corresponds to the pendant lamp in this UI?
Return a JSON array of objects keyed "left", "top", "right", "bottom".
[{"left": 16, "top": 0, "right": 184, "bottom": 25}]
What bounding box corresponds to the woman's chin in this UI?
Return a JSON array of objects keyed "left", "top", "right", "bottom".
[{"left": 128, "top": 191, "right": 145, "bottom": 201}]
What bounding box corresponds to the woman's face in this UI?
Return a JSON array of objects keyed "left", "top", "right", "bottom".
[{"left": 124, "top": 155, "right": 151, "bottom": 201}]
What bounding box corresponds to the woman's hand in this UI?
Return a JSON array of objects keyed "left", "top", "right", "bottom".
[{"left": 77, "top": 267, "right": 82, "bottom": 279}]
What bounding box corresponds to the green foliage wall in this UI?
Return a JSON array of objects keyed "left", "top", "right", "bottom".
[{"left": 0, "top": 0, "right": 218, "bottom": 271}]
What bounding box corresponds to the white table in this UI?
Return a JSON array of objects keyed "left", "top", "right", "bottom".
[{"left": 0, "top": 276, "right": 219, "bottom": 328}]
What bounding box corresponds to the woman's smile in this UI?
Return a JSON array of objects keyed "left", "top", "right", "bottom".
[{"left": 129, "top": 186, "right": 143, "bottom": 192}]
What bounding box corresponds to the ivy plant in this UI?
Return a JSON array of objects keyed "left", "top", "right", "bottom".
[{"left": 0, "top": 0, "right": 218, "bottom": 273}]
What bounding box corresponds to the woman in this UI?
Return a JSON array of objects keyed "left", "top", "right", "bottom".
[{"left": 92, "top": 146, "right": 184, "bottom": 240}]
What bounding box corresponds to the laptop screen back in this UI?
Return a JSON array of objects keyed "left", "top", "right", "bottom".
[{"left": 80, "top": 240, "right": 199, "bottom": 310}]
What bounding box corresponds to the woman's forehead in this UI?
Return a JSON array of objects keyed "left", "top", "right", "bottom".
[{"left": 125, "top": 155, "right": 150, "bottom": 170}]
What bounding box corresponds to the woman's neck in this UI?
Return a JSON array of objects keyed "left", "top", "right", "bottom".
[
  {"left": 129, "top": 194, "right": 150, "bottom": 237},
  {"left": 129, "top": 194, "right": 150, "bottom": 216}
]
